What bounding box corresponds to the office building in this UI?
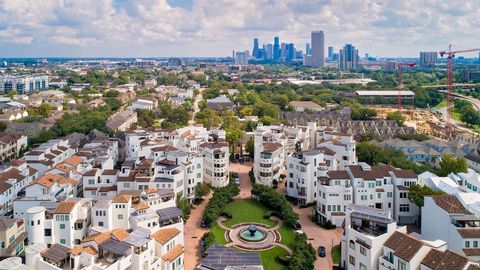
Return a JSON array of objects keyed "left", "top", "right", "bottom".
[
  {"left": 419, "top": 51, "right": 438, "bottom": 67},
  {"left": 281, "top": 42, "right": 287, "bottom": 58},
  {"left": 328, "top": 46, "right": 334, "bottom": 60},
  {"left": 234, "top": 50, "right": 249, "bottom": 65},
  {"left": 286, "top": 43, "right": 295, "bottom": 62},
  {"left": 273, "top": 37, "right": 280, "bottom": 60},
  {"left": 339, "top": 44, "right": 359, "bottom": 70},
  {"left": 306, "top": 43, "right": 311, "bottom": 55},
  {"left": 265, "top": 44, "right": 273, "bottom": 60},
  {"left": 0, "top": 74, "right": 49, "bottom": 94},
  {"left": 311, "top": 31, "right": 325, "bottom": 67},
  {"left": 252, "top": 38, "right": 260, "bottom": 59}
]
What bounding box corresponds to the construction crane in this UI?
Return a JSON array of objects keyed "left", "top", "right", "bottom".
[
  {"left": 397, "top": 63, "right": 416, "bottom": 111},
  {"left": 439, "top": 45, "right": 480, "bottom": 130}
]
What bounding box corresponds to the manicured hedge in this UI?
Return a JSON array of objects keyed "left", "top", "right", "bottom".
[
  {"left": 251, "top": 184, "right": 299, "bottom": 227},
  {"left": 202, "top": 183, "right": 240, "bottom": 225}
]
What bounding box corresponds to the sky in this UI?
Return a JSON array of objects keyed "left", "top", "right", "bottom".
[{"left": 0, "top": 0, "right": 479, "bottom": 58}]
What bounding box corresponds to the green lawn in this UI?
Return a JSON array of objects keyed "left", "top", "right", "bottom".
[
  {"left": 278, "top": 224, "right": 295, "bottom": 248},
  {"left": 259, "top": 247, "right": 289, "bottom": 270},
  {"left": 331, "top": 245, "right": 341, "bottom": 265},
  {"left": 223, "top": 199, "right": 278, "bottom": 228},
  {"left": 432, "top": 100, "right": 447, "bottom": 109},
  {"left": 210, "top": 223, "right": 228, "bottom": 245},
  {"left": 208, "top": 199, "right": 294, "bottom": 270}
]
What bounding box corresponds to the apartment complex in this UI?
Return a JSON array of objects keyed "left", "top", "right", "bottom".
[{"left": 0, "top": 74, "right": 49, "bottom": 94}]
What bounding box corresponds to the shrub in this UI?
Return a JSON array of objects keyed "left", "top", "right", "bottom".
[
  {"left": 251, "top": 184, "right": 299, "bottom": 227},
  {"left": 202, "top": 183, "right": 240, "bottom": 225},
  {"left": 277, "top": 254, "right": 291, "bottom": 266}
]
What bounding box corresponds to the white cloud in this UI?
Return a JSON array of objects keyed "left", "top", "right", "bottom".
[{"left": 0, "top": 0, "right": 479, "bottom": 57}]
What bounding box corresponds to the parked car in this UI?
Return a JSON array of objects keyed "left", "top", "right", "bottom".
[
  {"left": 293, "top": 222, "right": 302, "bottom": 230},
  {"left": 234, "top": 178, "right": 240, "bottom": 186},
  {"left": 232, "top": 172, "right": 239, "bottom": 178},
  {"left": 201, "top": 219, "right": 209, "bottom": 228},
  {"left": 318, "top": 246, "right": 326, "bottom": 257}
]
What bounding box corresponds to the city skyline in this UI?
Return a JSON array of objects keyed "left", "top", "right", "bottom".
[{"left": 1, "top": 0, "right": 480, "bottom": 58}]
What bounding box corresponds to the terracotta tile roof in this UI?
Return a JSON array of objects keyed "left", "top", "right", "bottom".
[
  {"left": 134, "top": 203, "right": 149, "bottom": 211},
  {"left": 70, "top": 245, "right": 98, "bottom": 256},
  {"left": 161, "top": 244, "right": 184, "bottom": 262},
  {"left": 431, "top": 195, "right": 471, "bottom": 215},
  {"left": 28, "top": 167, "right": 38, "bottom": 176},
  {"left": 83, "top": 169, "right": 98, "bottom": 176},
  {"left": 102, "top": 169, "right": 118, "bottom": 176},
  {"left": 82, "top": 232, "right": 112, "bottom": 244},
  {"left": 384, "top": 231, "right": 424, "bottom": 262},
  {"left": 112, "top": 194, "right": 132, "bottom": 203},
  {"left": 261, "top": 142, "right": 283, "bottom": 153},
  {"left": 463, "top": 248, "right": 480, "bottom": 257},
  {"left": 327, "top": 170, "right": 349, "bottom": 180},
  {"left": 0, "top": 181, "right": 12, "bottom": 194},
  {"left": 316, "top": 146, "right": 336, "bottom": 156},
  {"left": 111, "top": 228, "right": 129, "bottom": 241},
  {"left": 152, "top": 228, "right": 181, "bottom": 244},
  {"left": 0, "top": 168, "right": 25, "bottom": 181},
  {"left": 466, "top": 264, "right": 480, "bottom": 270},
  {"left": 54, "top": 163, "right": 73, "bottom": 173},
  {"left": 29, "top": 173, "right": 77, "bottom": 188},
  {"left": 421, "top": 249, "right": 470, "bottom": 270},
  {"left": 458, "top": 229, "right": 480, "bottom": 239},
  {"left": 145, "top": 188, "right": 158, "bottom": 194},
  {"left": 52, "top": 200, "right": 78, "bottom": 214},
  {"left": 9, "top": 159, "right": 25, "bottom": 166},
  {"left": 62, "top": 155, "right": 84, "bottom": 166},
  {"left": 392, "top": 169, "right": 417, "bottom": 178}
]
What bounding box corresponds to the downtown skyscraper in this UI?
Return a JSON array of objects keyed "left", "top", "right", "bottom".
[
  {"left": 339, "top": 44, "right": 359, "bottom": 69},
  {"left": 252, "top": 38, "right": 260, "bottom": 58},
  {"left": 273, "top": 37, "right": 280, "bottom": 60},
  {"left": 311, "top": 31, "right": 325, "bottom": 67}
]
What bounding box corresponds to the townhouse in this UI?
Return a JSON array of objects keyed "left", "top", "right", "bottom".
[
  {"left": 0, "top": 160, "right": 38, "bottom": 215},
  {"left": 341, "top": 203, "right": 480, "bottom": 270},
  {"left": 24, "top": 138, "right": 75, "bottom": 174},
  {"left": 26, "top": 198, "right": 92, "bottom": 247},
  {"left": 0, "top": 216, "right": 26, "bottom": 257},
  {"left": 0, "top": 134, "right": 27, "bottom": 161},
  {"left": 315, "top": 163, "right": 419, "bottom": 227}
]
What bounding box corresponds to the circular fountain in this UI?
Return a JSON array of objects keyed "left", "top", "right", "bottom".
[{"left": 238, "top": 225, "right": 267, "bottom": 242}]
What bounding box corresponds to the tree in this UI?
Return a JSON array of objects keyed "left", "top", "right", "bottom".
[
  {"left": 0, "top": 122, "right": 6, "bottom": 132},
  {"left": 439, "top": 155, "right": 468, "bottom": 176},
  {"left": 195, "top": 109, "right": 222, "bottom": 129},
  {"left": 6, "top": 90, "right": 19, "bottom": 99},
  {"left": 460, "top": 107, "right": 480, "bottom": 127},
  {"left": 105, "top": 90, "right": 120, "bottom": 97},
  {"left": 195, "top": 182, "right": 210, "bottom": 198},
  {"left": 288, "top": 233, "right": 317, "bottom": 270},
  {"left": 176, "top": 195, "right": 191, "bottom": 220},
  {"left": 408, "top": 184, "right": 444, "bottom": 207},
  {"left": 386, "top": 111, "right": 406, "bottom": 126},
  {"left": 38, "top": 103, "right": 52, "bottom": 117},
  {"left": 245, "top": 137, "right": 254, "bottom": 158}
]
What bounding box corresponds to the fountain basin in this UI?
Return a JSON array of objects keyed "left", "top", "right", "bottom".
[{"left": 238, "top": 227, "right": 267, "bottom": 243}]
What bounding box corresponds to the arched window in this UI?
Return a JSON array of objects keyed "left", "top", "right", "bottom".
[{"left": 349, "top": 240, "right": 355, "bottom": 250}]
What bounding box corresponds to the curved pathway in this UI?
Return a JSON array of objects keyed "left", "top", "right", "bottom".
[{"left": 216, "top": 216, "right": 292, "bottom": 254}]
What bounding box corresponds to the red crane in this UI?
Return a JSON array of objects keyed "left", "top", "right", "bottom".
[
  {"left": 439, "top": 45, "right": 480, "bottom": 130},
  {"left": 397, "top": 63, "right": 416, "bottom": 111}
]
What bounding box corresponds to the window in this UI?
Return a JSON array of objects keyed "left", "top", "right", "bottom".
[
  {"left": 359, "top": 263, "right": 366, "bottom": 270},
  {"left": 60, "top": 239, "right": 66, "bottom": 244},
  {"left": 400, "top": 192, "right": 407, "bottom": 199},
  {"left": 60, "top": 224, "right": 65, "bottom": 229},
  {"left": 349, "top": 240, "right": 355, "bottom": 250},
  {"left": 387, "top": 192, "right": 393, "bottom": 198},
  {"left": 88, "top": 179, "right": 95, "bottom": 185},
  {"left": 398, "top": 261, "right": 406, "bottom": 270},
  {"left": 118, "top": 214, "right": 123, "bottom": 219},
  {"left": 474, "top": 241, "right": 478, "bottom": 248},
  {"left": 349, "top": 255, "right": 355, "bottom": 266},
  {"left": 99, "top": 222, "right": 104, "bottom": 227},
  {"left": 399, "top": 204, "right": 410, "bottom": 212},
  {"left": 466, "top": 241, "right": 471, "bottom": 248},
  {"left": 360, "top": 246, "right": 366, "bottom": 255},
  {"left": 377, "top": 193, "right": 381, "bottom": 199}
]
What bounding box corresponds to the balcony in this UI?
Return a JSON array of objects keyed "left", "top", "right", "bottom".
[{"left": 378, "top": 255, "right": 395, "bottom": 270}]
